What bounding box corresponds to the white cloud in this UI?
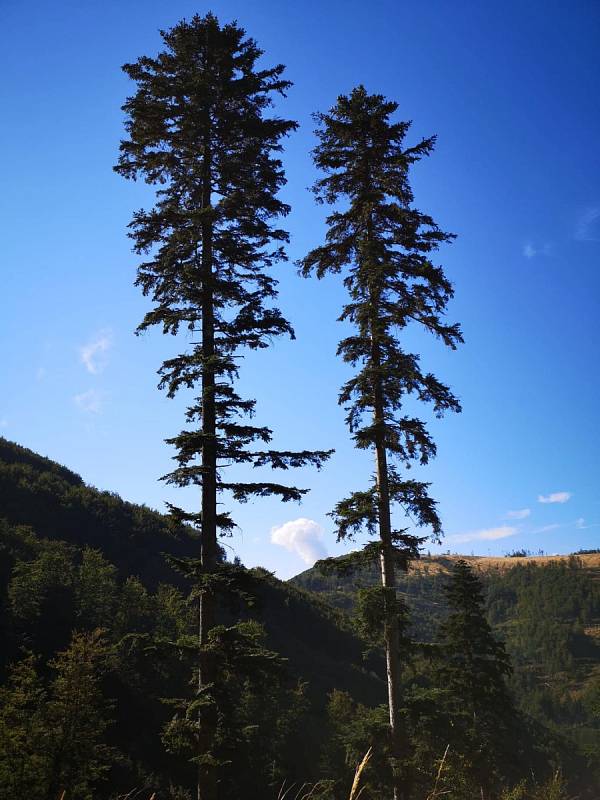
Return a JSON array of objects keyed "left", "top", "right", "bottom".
[
  {"left": 538, "top": 491, "right": 572, "bottom": 504},
  {"left": 36, "top": 367, "right": 47, "bottom": 381},
  {"left": 531, "top": 523, "right": 561, "bottom": 534},
  {"left": 576, "top": 518, "right": 599, "bottom": 530},
  {"left": 270, "top": 518, "right": 327, "bottom": 565},
  {"left": 575, "top": 206, "right": 600, "bottom": 242},
  {"left": 449, "top": 526, "right": 518, "bottom": 544},
  {"left": 79, "top": 329, "right": 113, "bottom": 375},
  {"left": 74, "top": 389, "right": 105, "bottom": 414},
  {"left": 506, "top": 508, "right": 531, "bottom": 520},
  {"left": 0, "top": 418, "right": 8, "bottom": 428},
  {"left": 523, "top": 242, "right": 552, "bottom": 259}
]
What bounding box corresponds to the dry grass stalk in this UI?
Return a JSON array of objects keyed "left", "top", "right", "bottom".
[
  {"left": 348, "top": 747, "right": 372, "bottom": 800},
  {"left": 115, "top": 788, "right": 153, "bottom": 800},
  {"left": 277, "top": 781, "right": 312, "bottom": 800},
  {"left": 299, "top": 783, "right": 330, "bottom": 800},
  {"left": 426, "top": 744, "right": 451, "bottom": 800}
]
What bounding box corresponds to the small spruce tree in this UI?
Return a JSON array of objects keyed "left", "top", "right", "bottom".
[
  {"left": 0, "top": 653, "right": 48, "bottom": 798},
  {"left": 0, "top": 632, "right": 113, "bottom": 800},
  {"left": 43, "top": 629, "right": 113, "bottom": 800},
  {"left": 437, "top": 559, "right": 517, "bottom": 793}
]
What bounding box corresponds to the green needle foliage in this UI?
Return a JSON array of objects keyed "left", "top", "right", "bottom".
[
  {"left": 437, "top": 560, "right": 519, "bottom": 794},
  {"left": 300, "top": 86, "right": 462, "bottom": 799},
  {"left": 0, "top": 631, "right": 113, "bottom": 800},
  {"left": 115, "top": 14, "right": 332, "bottom": 799}
]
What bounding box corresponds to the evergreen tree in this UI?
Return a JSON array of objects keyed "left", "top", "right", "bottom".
[
  {"left": 0, "top": 653, "right": 48, "bottom": 798},
  {"left": 437, "top": 560, "right": 517, "bottom": 793},
  {"left": 300, "top": 86, "right": 462, "bottom": 799},
  {"left": 0, "top": 632, "right": 113, "bottom": 800},
  {"left": 43, "top": 630, "right": 114, "bottom": 800},
  {"left": 115, "top": 14, "right": 331, "bottom": 799}
]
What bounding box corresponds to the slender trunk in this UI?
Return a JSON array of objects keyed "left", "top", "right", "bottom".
[
  {"left": 366, "top": 207, "right": 405, "bottom": 800},
  {"left": 373, "top": 357, "right": 405, "bottom": 800},
  {"left": 198, "top": 127, "right": 218, "bottom": 800}
]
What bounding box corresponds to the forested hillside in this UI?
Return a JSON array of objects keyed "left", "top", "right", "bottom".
[
  {"left": 0, "top": 438, "right": 383, "bottom": 798},
  {"left": 1, "top": 438, "right": 599, "bottom": 798},
  {"left": 294, "top": 552, "right": 600, "bottom": 777}
]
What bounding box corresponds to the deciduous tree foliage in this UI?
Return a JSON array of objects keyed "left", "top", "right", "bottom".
[
  {"left": 115, "top": 14, "right": 331, "bottom": 799},
  {"left": 300, "top": 86, "right": 462, "bottom": 800}
]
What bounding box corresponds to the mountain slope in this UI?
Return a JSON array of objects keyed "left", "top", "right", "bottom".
[
  {"left": 0, "top": 436, "right": 382, "bottom": 700},
  {"left": 292, "top": 551, "right": 600, "bottom": 767},
  {"left": 0, "top": 437, "right": 387, "bottom": 796}
]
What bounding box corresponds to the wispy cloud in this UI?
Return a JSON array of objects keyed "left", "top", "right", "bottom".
[
  {"left": 36, "top": 367, "right": 47, "bottom": 381},
  {"left": 270, "top": 518, "right": 327, "bottom": 565},
  {"left": 79, "top": 329, "right": 113, "bottom": 375},
  {"left": 523, "top": 242, "right": 552, "bottom": 259},
  {"left": 531, "top": 523, "right": 561, "bottom": 534},
  {"left": 575, "top": 206, "right": 600, "bottom": 242},
  {"left": 538, "top": 491, "right": 572, "bottom": 504},
  {"left": 576, "top": 518, "right": 599, "bottom": 530},
  {"left": 449, "top": 526, "right": 518, "bottom": 544},
  {"left": 74, "top": 389, "right": 105, "bottom": 414},
  {"left": 506, "top": 508, "right": 531, "bottom": 520},
  {"left": 0, "top": 418, "right": 8, "bottom": 428}
]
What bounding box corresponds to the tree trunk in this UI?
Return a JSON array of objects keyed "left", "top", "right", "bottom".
[
  {"left": 366, "top": 198, "right": 405, "bottom": 800},
  {"left": 373, "top": 379, "right": 405, "bottom": 800},
  {"left": 198, "top": 128, "right": 218, "bottom": 800}
]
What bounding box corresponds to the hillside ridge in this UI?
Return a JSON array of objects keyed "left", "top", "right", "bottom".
[{"left": 292, "top": 551, "right": 600, "bottom": 584}]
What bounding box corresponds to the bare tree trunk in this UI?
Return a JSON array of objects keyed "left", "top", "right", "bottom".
[
  {"left": 198, "top": 128, "right": 218, "bottom": 800},
  {"left": 373, "top": 379, "right": 405, "bottom": 800},
  {"left": 366, "top": 200, "right": 405, "bottom": 800}
]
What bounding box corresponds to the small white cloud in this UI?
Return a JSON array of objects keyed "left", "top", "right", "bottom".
[
  {"left": 575, "top": 518, "right": 599, "bottom": 530},
  {"left": 270, "top": 518, "right": 327, "bottom": 565},
  {"left": 74, "top": 389, "right": 105, "bottom": 414},
  {"left": 531, "top": 523, "right": 561, "bottom": 534},
  {"left": 79, "top": 329, "right": 113, "bottom": 375},
  {"left": 449, "top": 526, "right": 518, "bottom": 544},
  {"left": 0, "top": 417, "right": 8, "bottom": 428},
  {"left": 523, "top": 242, "right": 552, "bottom": 259},
  {"left": 36, "top": 367, "right": 47, "bottom": 381},
  {"left": 506, "top": 508, "right": 531, "bottom": 520},
  {"left": 575, "top": 206, "right": 600, "bottom": 242},
  {"left": 538, "top": 491, "right": 572, "bottom": 504}
]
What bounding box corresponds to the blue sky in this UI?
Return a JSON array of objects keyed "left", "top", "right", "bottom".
[{"left": 1, "top": 0, "right": 599, "bottom": 577}]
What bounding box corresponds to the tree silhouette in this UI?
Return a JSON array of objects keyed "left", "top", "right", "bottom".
[
  {"left": 437, "top": 560, "right": 517, "bottom": 793},
  {"left": 300, "top": 86, "right": 462, "bottom": 799},
  {"left": 115, "top": 14, "right": 331, "bottom": 799}
]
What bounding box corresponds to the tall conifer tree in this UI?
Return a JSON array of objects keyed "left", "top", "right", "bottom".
[
  {"left": 115, "top": 15, "right": 331, "bottom": 799},
  {"left": 300, "top": 86, "right": 462, "bottom": 799}
]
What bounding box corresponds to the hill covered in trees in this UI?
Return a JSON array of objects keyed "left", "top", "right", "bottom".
[
  {"left": 0, "top": 438, "right": 382, "bottom": 798},
  {"left": 1, "top": 437, "right": 599, "bottom": 798},
  {"left": 293, "top": 551, "right": 600, "bottom": 780}
]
